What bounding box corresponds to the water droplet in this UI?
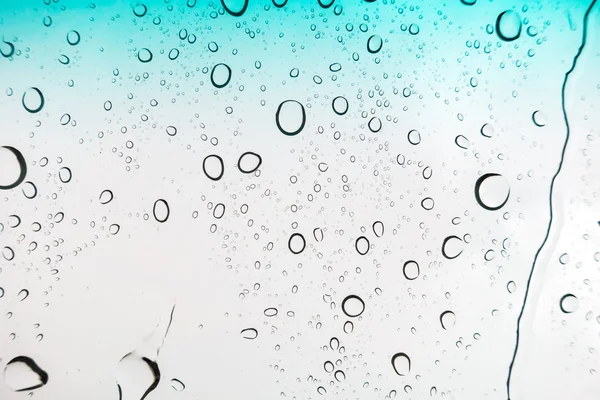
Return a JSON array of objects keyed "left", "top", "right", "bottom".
[
  {"left": 329, "top": 337, "right": 339, "bottom": 350},
  {"left": 532, "top": 110, "right": 546, "bottom": 127},
  {"left": 203, "top": 155, "right": 224, "bottom": 181},
  {"left": 238, "top": 152, "right": 262, "bottom": 174},
  {"left": 208, "top": 41, "right": 219, "bottom": 52},
  {"left": 317, "top": 386, "right": 327, "bottom": 395},
  {"left": 313, "top": 228, "right": 324, "bottom": 242},
  {"left": 58, "top": 167, "right": 72, "bottom": 183},
  {"left": 0, "top": 40, "right": 15, "bottom": 58},
  {"left": 317, "top": 0, "right": 334, "bottom": 8},
  {"left": 99, "top": 189, "right": 114, "bottom": 204},
  {"left": 168, "top": 48, "right": 179, "bottom": 60},
  {"left": 133, "top": 4, "right": 147, "bottom": 17},
  {"left": 221, "top": 0, "right": 249, "bottom": 16},
  {"left": 391, "top": 353, "right": 411, "bottom": 376},
  {"left": 455, "top": 135, "right": 470, "bottom": 149},
  {"left": 402, "top": 260, "right": 419, "bottom": 280},
  {"left": 332, "top": 96, "right": 348, "bottom": 115},
  {"left": 440, "top": 311, "right": 456, "bottom": 330},
  {"left": 559, "top": 253, "right": 569, "bottom": 265},
  {"left": 474, "top": 173, "right": 510, "bottom": 211},
  {"left": 343, "top": 320, "right": 355, "bottom": 333},
  {"left": 153, "top": 199, "right": 170, "bottom": 223},
  {"left": 355, "top": 236, "right": 370, "bottom": 255},
  {"left": 273, "top": 0, "right": 287, "bottom": 7},
  {"left": 560, "top": 294, "right": 578, "bottom": 313},
  {"left": 138, "top": 48, "right": 153, "bottom": 63},
  {"left": 407, "top": 129, "right": 421, "bottom": 145},
  {"left": 109, "top": 224, "right": 120, "bottom": 235},
  {"left": 329, "top": 62, "right": 342, "bottom": 72},
  {"left": 241, "top": 328, "right": 258, "bottom": 339},
  {"left": 3, "top": 356, "right": 49, "bottom": 392},
  {"left": 496, "top": 10, "right": 522, "bottom": 42},
  {"left": 170, "top": 378, "right": 185, "bottom": 391},
  {"left": 288, "top": 233, "right": 306, "bottom": 254},
  {"left": 211, "top": 63, "right": 232, "bottom": 88},
  {"left": 22, "top": 87, "right": 45, "bottom": 113},
  {"left": 372, "top": 221, "right": 384, "bottom": 237},
  {"left": 8, "top": 214, "right": 21, "bottom": 228},
  {"left": 408, "top": 23, "right": 419, "bottom": 35},
  {"left": 213, "top": 203, "right": 225, "bottom": 219},
  {"left": 368, "top": 117, "right": 382, "bottom": 133},
  {"left": 66, "top": 30, "right": 81, "bottom": 45},
  {"left": 460, "top": 0, "right": 476, "bottom": 5},
  {"left": 421, "top": 197, "right": 434, "bottom": 211},
  {"left": 507, "top": 281, "right": 516, "bottom": 293},
  {"left": 18, "top": 289, "right": 29, "bottom": 301},
  {"left": 367, "top": 35, "right": 383, "bottom": 53},
  {"left": 480, "top": 123, "right": 494, "bottom": 138},
  {"left": 324, "top": 361, "right": 334, "bottom": 372},
  {"left": 2, "top": 246, "right": 14, "bottom": 261},
  {"left": 264, "top": 307, "right": 278, "bottom": 317},
  {"left": 276, "top": 100, "right": 306, "bottom": 136},
  {"left": 43, "top": 16, "right": 52, "bottom": 27},
  {"left": 442, "top": 236, "right": 464, "bottom": 259},
  {"left": 0, "top": 146, "right": 27, "bottom": 190},
  {"left": 334, "top": 370, "right": 346, "bottom": 381},
  {"left": 22, "top": 181, "right": 37, "bottom": 199},
  {"left": 58, "top": 54, "right": 70, "bottom": 65},
  {"left": 341, "top": 295, "right": 365, "bottom": 317}
]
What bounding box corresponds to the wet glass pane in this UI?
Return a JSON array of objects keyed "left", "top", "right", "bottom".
[{"left": 1, "top": 1, "right": 599, "bottom": 399}]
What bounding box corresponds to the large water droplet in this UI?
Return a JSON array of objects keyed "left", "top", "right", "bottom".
[
  {"left": 367, "top": 35, "right": 383, "bottom": 53},
  {"left": 403, "top": 260, "right": 420, "bottom": 280},
  {"left": 203, "top": 155, "right": 224, "bottom": 181},
  {"left": 407, "top": 129, "right": 421, "bottom": 145},
  {"left": 480, "top": 123, "right": 494, "bottom": 138},
  {"left": 211, "top": 63, "right": 232, "bottom": 88},
  {"left": 474, "top": 173, "right": 510, "bottom": 211},
  {"left": 0, "top": 40, "right": 15, "bottom": 58},
  {"left": 560, "top": 294, "right": 578, "bottom": 313},
  {"left": 66, "top": 30, "right": 81, "bottom": 45},
  {"left": 288, "top": 233, "right": 306, "bottom": 254},
  {"left": 221, "top": 0, "right": 248, "bottom": 16},
  {"left": 138, "top": 48, "right": 153, "bottom": 63},
  {"left": 372, "top": 221, "right": 384, "bottom": 237},
  {"left": 391, "top": 353, "right": 411, "bottom": 376},
  {"left": 332, "top": 96, "right": 348, "bottom": 115},
  {"left": 133, "top": 3, "right": 147, "bottom": 17},
  {"left": 341, "top": 295, "right": 365, "bottom": 317},
  {"left": 99, "top": 189, "right": 114, "bottom": 204},
  {"left": 440, "top": 311, "right": 456, "bottom": 330},
  {"left": 532, "top": 110, "right": 547, "bottom": 127},
  {"left": 3, "top": 356, "right": 49, "bottom": 392},
  {"left": 22, "top": 87, "right": 45, "bottom": 113},
  {"left": 170, "top": 378, "right": 185, "bottom": 391},
  {"left": 276, "top": 100, "right": 306, "bottom": 136},
  {"left": 153, "top": 199, "right": 170, "bottom": 223},
  {"left": 442, "top": 236, "right": 464, "bottom": 259},
  {"left": 496, "top": 10, "right": 522, "bottom": 42},
  {"left": 355, "top": 236, "right": 370, "bottom": 255},
  {"left": 238, "top": 152, "right": 262, "bottom": 174},
  {"left": 0, "top": 146, "right": 27, "bottom": 190},
  {"left": 240, "top": 328, "right": 258, "bottom": 339}
]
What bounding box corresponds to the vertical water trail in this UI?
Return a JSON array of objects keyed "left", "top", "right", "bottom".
[{"left": 506, "top": 1, "right": 598, "bottom": 398}]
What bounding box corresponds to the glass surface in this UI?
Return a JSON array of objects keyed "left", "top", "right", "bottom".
[{"left": 1, "top": 1, "right": 599, "bottom": 399}]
